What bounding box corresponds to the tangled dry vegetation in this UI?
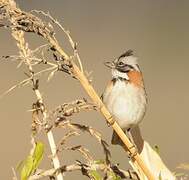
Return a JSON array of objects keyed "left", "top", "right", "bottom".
[
  {"left": 0, "top": 0, "right": 143, "bottom": 179},
  {"left": 1, "top": 0, "right": 186, "bottom": 180}
]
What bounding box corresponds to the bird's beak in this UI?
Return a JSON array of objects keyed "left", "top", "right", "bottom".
[{"left": 104, "top": 61, "right": 115, "bottom": 69}]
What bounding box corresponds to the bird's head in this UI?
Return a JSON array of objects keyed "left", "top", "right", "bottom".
[{"left": 105, "top": 50, "right": 140, "bottom": 80}]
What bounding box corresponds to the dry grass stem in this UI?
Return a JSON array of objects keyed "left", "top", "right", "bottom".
[
  {"left": 53, "top": 116, "right": 111, "bottom": 164},
  {"left": 31, "top": 10, "right": 83, "bottom": 73},
  {"left": 0, "top": 66, "right": 56, "bottom": 98},
  {"left": 28, "top": 163, "right": 139, "bottom": 180},
  {"left": 10, "top": 28, "right": 64, "bottom": 180},
  {"left": 11, "top": 167, "right": 18, "bottom": 180},
  {"left": 52, "top": 99, "right": 97, "bottom": 117}
]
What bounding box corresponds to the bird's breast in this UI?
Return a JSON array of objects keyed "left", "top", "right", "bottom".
[{"left": 103, "top": 80, "right": 147, "bottom": 129}]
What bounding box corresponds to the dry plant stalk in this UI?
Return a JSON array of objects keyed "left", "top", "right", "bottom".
[
  {"left": 0, "top": 0, "right": 156, "bottom": 179},
  {"left": 28, "top": 163, "right": 139, "bottom": 180},
  {"left": 11, "top": 30, "right": 64, "bottom": 180}
]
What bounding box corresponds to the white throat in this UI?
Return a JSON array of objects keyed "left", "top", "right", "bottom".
[{"left": 112, "top": 69, "right": 129, "bottom": 80}]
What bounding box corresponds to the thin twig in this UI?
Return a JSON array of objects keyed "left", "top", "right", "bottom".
[
  {"left": 0, "top": 66, "right": 56, "bottom": 98},
  {"left": 28, "top": 163, "right": 139, "bottom": 180},
  {"left": 12, "top": 167, "right": 18, "bottom": 180},
  {"left": 64, "top": 145, "right": 94, "bottom": 163},
  {"left": 55, "top": 119, "right": 111, "bottom": 164},
  {"left": 31, "top": 10, "right": 83, "bottom": 73}
]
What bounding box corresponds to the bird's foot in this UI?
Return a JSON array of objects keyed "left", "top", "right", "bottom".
[
  {"left": 107, "top": 115, "right": 116, "bottom": 127},
  {"left": 128, "top": 144, "right": 138, "bottom": 159}
]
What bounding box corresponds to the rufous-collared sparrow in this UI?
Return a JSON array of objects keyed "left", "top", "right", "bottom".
[{"left": 102, "top": 50, "right": 147, "bottom": 145}]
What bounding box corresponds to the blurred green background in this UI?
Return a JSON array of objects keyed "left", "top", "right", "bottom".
[{"left": 0, "top": 0, "right": 189, "bottom": 179}]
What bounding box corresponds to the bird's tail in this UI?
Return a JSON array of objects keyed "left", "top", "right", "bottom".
[{"left": 111, "top": 130, "right": 125, "bottom": 145}]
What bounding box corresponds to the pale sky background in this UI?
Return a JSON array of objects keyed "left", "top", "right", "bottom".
[{"left": 0, "top": 0, "right": 189, "bottom": 179}]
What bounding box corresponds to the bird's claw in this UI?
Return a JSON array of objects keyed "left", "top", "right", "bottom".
[
  {"left": 128, "top": 144, "right": 138, "bottom": 159},
  {"left": 107, "top": 115, "right": 116, "bottom": 127}
]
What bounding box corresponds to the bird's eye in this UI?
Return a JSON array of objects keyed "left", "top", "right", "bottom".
[{"left": 118, "top": 61, "right": 124, "bottom": 66}]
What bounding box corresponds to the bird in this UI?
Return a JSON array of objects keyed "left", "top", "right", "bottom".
[{"left": 102, "top": 50, "right": 147, "bottom": 146}]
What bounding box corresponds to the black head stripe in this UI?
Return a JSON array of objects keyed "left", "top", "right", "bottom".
[
  {"left": 116, "top": 64, "right": 134, "bottom": 73},
  {"left": 126, "top": 64, "right": 134, "bottom": 69},
  {"left": 118, "top": 50, "right": 133, "bottom": 59}
]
